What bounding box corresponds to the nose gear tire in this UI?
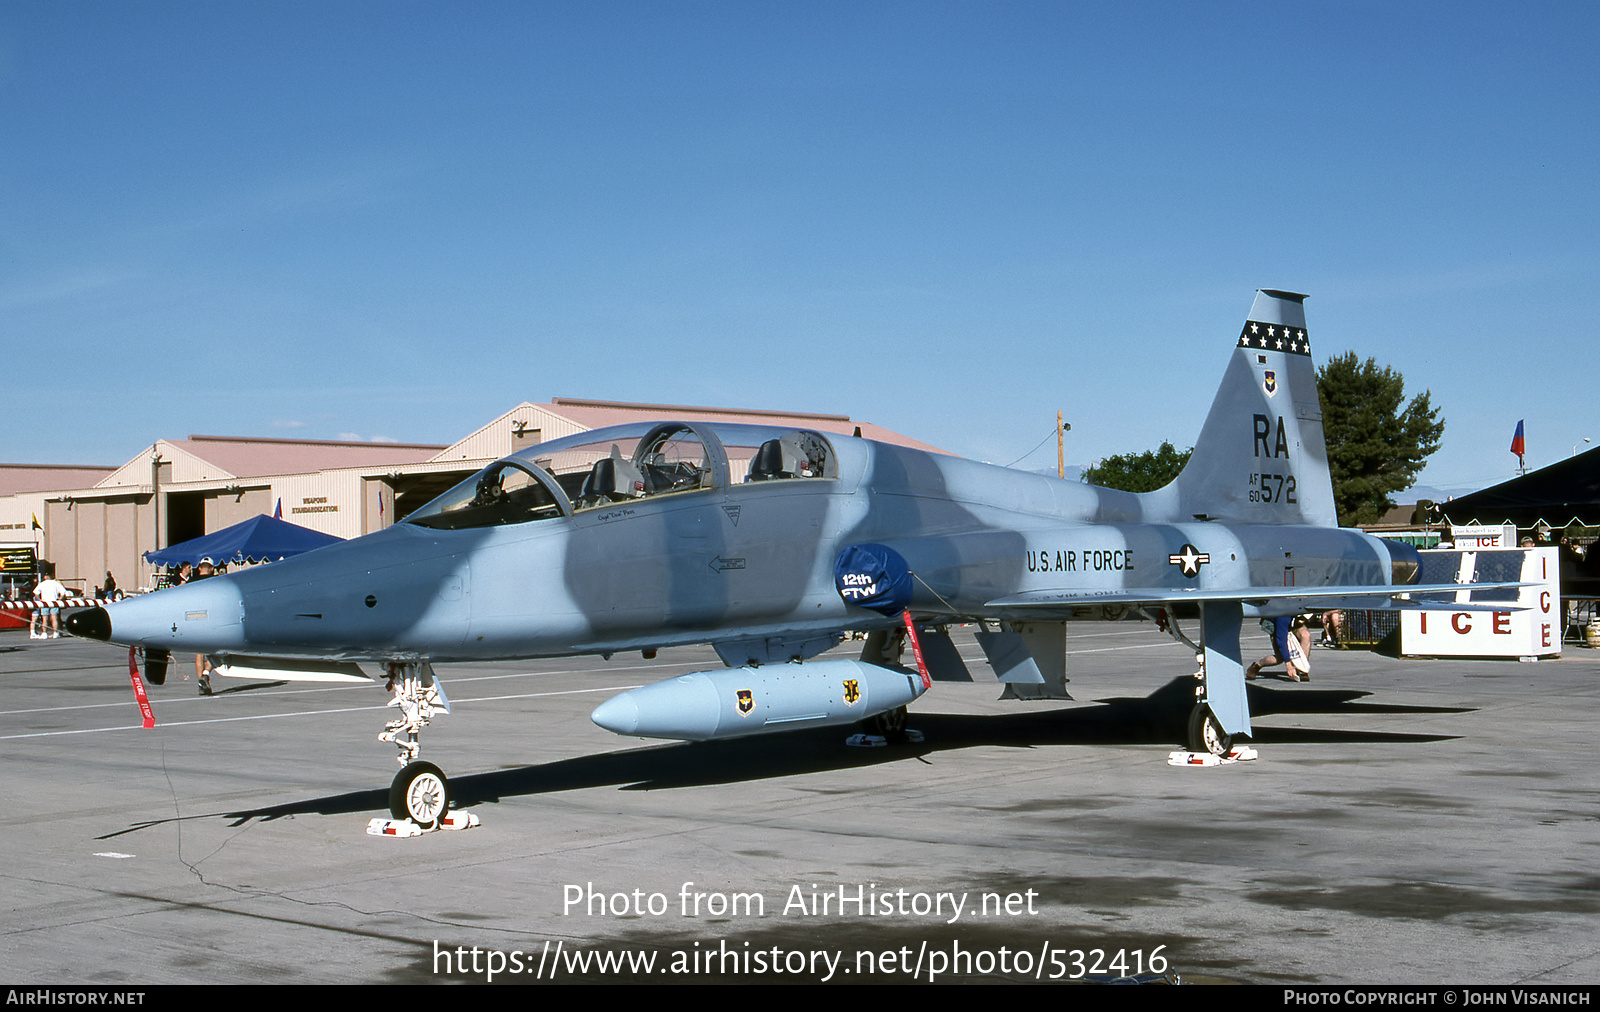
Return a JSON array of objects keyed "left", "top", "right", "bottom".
[{"left": 390, "top": 761, "right": 450, "bottom": 829}]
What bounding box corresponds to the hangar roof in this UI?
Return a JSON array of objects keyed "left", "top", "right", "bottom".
[
  {"left": 0, "top": 464, "right": 117, "bottom": 497},
  {"left": 168, "top": 435, "right": 446, "bottom": 480},
  {"left": 96, "top": 435, "right": 447, "bottom": 488}
]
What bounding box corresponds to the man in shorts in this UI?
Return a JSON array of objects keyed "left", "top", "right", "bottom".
[{"left": 34, "top": 567, "right": 68, "bottom": 639}]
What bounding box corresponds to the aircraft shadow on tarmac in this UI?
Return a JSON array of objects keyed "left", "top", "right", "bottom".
[{"left": 96, "top": 676, "right": 1471, "bottom": 833}]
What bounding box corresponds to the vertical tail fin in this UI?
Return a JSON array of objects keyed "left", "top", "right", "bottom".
[{"left": 1168, "top": 290, "right": 1337, "bottom": 527}]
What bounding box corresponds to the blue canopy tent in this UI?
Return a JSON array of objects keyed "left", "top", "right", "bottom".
[{"left": 144, "top": 514, "right": 344, "bottom": 567}]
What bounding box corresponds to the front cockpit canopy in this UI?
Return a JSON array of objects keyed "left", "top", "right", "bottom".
[{"left": 404, "top": 458, "right": 567, "bottom": 530}]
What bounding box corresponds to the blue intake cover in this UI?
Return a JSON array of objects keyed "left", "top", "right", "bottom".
[{"left": 834, "top": 543, "right": 913, "bottom": 615}]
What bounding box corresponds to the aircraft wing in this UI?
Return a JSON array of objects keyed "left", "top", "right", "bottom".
[{"left": 985, "top": 581, "right": 1530, "bottom": 613}]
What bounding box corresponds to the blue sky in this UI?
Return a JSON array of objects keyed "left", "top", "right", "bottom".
[{"left": 4, "top": 2, "right": 1596, "bottom": 497}]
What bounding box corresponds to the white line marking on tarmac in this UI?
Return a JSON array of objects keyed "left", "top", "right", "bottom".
[
  {"left": 0, "top": 663, "right": 693, "bottom": 716},
  {"left": 0, "top": 685, "right": 643, "bottom": 739}
]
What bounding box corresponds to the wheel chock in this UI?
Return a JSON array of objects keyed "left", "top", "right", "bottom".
[
  {"left": 366, "top": 811, "right": 481, "bottom": 836},
  {"left": 1167, "top": 745, "right": 1259, "bottom": 767},
  {"left": 367, "top": 818, "right": 427, "bottom": 837}
]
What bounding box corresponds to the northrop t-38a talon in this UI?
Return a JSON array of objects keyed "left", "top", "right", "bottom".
[{"left": 68, "top": 290, "right": 1488, "bottom": 827}]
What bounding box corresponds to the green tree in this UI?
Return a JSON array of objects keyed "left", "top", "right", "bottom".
[
  {"left": 1084, "top": 441, "right": 1192, "bottom": 493},
  {"left": 1316, "top": 352, "right": 1444, "bottom": 526}
]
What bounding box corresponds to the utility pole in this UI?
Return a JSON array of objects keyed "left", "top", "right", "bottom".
[{"left": 1057, "top": 413, "right": 1071, "bottom": 480}]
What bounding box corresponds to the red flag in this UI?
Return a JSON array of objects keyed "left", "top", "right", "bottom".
[
  {"left": 900, "top": 611, "right": 932, "bottom": 690},
  {"left": 127, "top": 647, "right": 155, "bottom": 729}
]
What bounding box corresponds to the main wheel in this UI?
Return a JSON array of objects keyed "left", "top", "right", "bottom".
[
  {"left": 390, "top": 761, "right": 450, "bottom": 829},
  {"left": 1186, "top": 704, "right": 1232, "bottom": 756}
]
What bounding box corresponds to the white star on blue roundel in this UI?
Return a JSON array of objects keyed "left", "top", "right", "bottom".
[{"left": 1168, "top": 543, "right": 1210, "bottom": 578}]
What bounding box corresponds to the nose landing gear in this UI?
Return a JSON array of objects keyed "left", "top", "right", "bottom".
[{"left": 370, "top": 661, "right": 478, "bottom": 834}]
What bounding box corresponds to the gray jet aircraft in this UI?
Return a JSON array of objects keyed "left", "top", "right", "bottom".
[{"left": 68, "top": 290, "right": 1480, "bottom": 828}]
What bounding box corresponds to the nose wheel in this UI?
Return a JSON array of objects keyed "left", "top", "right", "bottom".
[{"left": 390, "top": 761, "right": 450, "bottom": 829}]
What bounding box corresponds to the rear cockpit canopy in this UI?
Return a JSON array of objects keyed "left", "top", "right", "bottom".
[{"left": 404, "top": 422, "right": 837, "bottom": 530}]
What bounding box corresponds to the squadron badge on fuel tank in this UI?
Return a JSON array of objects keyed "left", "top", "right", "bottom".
[
  {"left": 736, "top": 689, "right": 754, "bottom": 715},
  {"left": 842, "top": 679, "right": 861, "bottom": 705}
]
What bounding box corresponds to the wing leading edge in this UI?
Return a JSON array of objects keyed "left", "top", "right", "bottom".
[{"left": 986, "top": 581, "right": 1529, "bottom": 614}]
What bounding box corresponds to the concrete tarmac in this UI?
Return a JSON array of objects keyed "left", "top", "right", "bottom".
[{"left": 1, "top": 621, "right": 1596, "bottom": 985}]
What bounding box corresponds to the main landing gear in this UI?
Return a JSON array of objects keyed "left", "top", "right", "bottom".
[
  {"left": 847, "top": 622, "right": 928, "bottom": 747},
  {"left": 1163, "top": 601, "right": 1254, "bottom": 760},
  {"left": 1186, "top": 703, "right": 1231, "bottom": 757},
  {"left": 374, "top": 662, "right": 477, "bottom": 833}
]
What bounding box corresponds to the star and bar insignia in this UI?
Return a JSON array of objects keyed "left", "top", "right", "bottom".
[{"left": 1168, "top": 543, "right": 1210, "bottom": 578}]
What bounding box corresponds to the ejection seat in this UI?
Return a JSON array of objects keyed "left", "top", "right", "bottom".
[
  {"left": 577, "top": 446, "right": 646, "bottom": 508},
  {"left": 639, "top": 452, "right": 706, "bottom": 495},
  {"left": 748, "top": 433, "right": 818, "bottom": 481}
]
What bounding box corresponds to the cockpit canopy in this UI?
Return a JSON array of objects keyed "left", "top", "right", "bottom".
[{"left": 405, "top": 422, "right": 837, "bottom": 530}]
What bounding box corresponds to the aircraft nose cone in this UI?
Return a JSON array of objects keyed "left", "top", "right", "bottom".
[
  {"left": 590, "top": 694, "right": 641, "bottom": 735},
  {"left": 65, "top": 606, "right": 112, "bottom": 641},
  {"left": 83, "top": 578, "right": 247, "bottom": 652}
]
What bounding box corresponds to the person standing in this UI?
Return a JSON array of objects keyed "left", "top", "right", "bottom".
[
  {"left": 192, "top": 558, "right": 217, "bottom": 694},
  {"left": 23, "top": 574, "right": 41, "bottom": 638},
  {"left": 34, "top": 566, "right": 68, "bottom": 639}
]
